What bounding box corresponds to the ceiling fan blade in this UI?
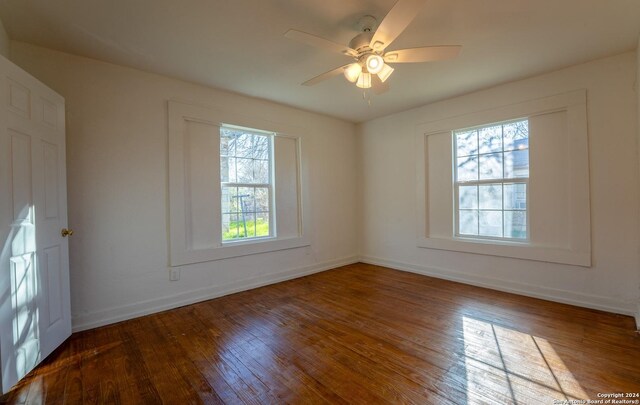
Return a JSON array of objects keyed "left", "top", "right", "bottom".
[
  {"left": 384, "top": 45, "right": 461, "bottom": 63},
  {"left": 302, "top": 65, "right": 350, "bottom": 86},
  {"left": 370, "top": 0, "right": 427, "bottom": 51},
  {"left": 285, "top": 29, "right": 357, "bottom": 57},
  {"left": 372, "top": 75, "right": 390, "bottom": 95}
]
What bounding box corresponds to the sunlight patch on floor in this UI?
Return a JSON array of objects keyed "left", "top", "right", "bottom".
[{"left": 462, "top": 316, "right": 588, "bottom": 403}]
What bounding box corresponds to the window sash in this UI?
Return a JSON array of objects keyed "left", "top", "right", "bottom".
[
  {"left": 454, "top": 179, "right": 529, "bottom": 241},
  {"left": 220, "top": 127, "right": 274, "bottom": 243}
]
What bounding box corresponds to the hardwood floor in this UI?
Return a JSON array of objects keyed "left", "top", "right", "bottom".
[{"left": 2, "top": 263, "right": 639, "bottom": 404}]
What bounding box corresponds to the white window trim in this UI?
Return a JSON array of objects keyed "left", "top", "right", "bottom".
[
  {"left": 168, "top": 101, "right": 309, "bottom": 267},
  {"left": 415, "top": 90, "right": 591, "bottom": 267}
]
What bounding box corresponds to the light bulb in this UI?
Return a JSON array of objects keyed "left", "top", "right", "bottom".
[
  {"left": 365, "top": 54, "right": 384, "bottom": 74},
  {"left": 377, "top": 63, "right": 394, "bottom": 83},
  {"left": 356, "top": 72, "right": 372, "bottom": 89},
  {"left": 343, "top": 63, "right": 362, "bottom": 83}
]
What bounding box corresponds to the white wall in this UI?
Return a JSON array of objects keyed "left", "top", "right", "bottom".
[
  {"left": 10, "top": 41, "right": 359, "bottom": 331},
  {"left": 0, "top": 17, "right": 9, "bottom": 59},
  {"left": 358, "top": 51, "right": 640, "bottom": 316}
]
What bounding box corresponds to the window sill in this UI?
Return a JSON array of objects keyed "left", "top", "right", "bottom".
[
  {"left": 171, "top": 236, "right": 310, "bottom": 267},
  {"left": 453, "top": 235, "right": 530, "bottom": 246},
  {"left": 417, "top": 236, "right": 590, "bottom": 267},
  {"left": 221, "top": 235, "right": 276, "bottom": 247}
]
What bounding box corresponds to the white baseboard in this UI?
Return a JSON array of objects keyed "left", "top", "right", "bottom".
[
  {"left": 72, "top": 254, "right": 637, "bottom": 332},
  {"left": 360, "top": 255, "right": 637, "bottom": 317},
  {"left": 72, "top": 255, "right": 359, "bottom": 332}
]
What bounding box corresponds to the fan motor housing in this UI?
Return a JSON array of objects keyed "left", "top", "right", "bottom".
[
  {"left": 349, "top": 32, "right": 374, "bottom": 54},
  {"left": 357, "top": 15, "right": 378, "bottom": 33}
]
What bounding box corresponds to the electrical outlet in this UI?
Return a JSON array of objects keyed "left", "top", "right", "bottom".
[{"left": 169, "top": 268, "right": 180, "bottom": 281}]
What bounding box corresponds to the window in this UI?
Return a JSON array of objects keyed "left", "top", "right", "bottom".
[
  {"left": 220, "top": 125, "right": 273, "bottom": 242},
  {"left": 169, "top": 101, "right": 309, "bottom": 265},
  {"left": 454, "top": 119, "right": 529, "bottom": 240},
  {"left": 416, "top": 90, "right": 589, "bottom": 265}
]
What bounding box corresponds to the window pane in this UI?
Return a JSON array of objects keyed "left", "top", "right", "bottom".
[
  {"left": 253, "top": 135, "right": 270, "bottom": 159},
  {"left": 220, "top": 156, "right": 230, "bottom": 182},
  {"left": 255, "top": 187, "right": 269, "bottom": 212},
  {"left": 234, "top": 133, "right": 254, "bottom": 158},
  {"left": 505, "top": 211, "right": 527, "bottom": 239},
  {"left": 256, "top": 213, "right": 270, "bottom": 237},
  {"left": 254, "top": 159, "right": 269, "bottom": 184},
  {"left": 479, "top": 153, "right": 503, "bottom": 180},
  {"left": 220, "top": 129, "right": 272, "bottom": 185},
  {"left": 478, "top": 125, "right": 502, "bottom": 154},
  {"left": 504, "top": 120, "right": 529, "bottom": 151},
  {"left": 227, "top": 157, "right": 238, "bottom": 183},
  {"left": 220, "top": 130, "right": 235, "bottom": 156},
  {"left": 232, "top": 212, "right": 250, "bottom": 239},
  {"left": 237, "top": 187, "right": 255, "bottom": 212},
  {"left": 504, "top": 183, "right": 527, "bottom": 210},
  {"left": 504, "top": 150, "right": 529, "bottom": 178},
  {"left": 479, "top": 211, "right": 503, "bottom": 237},
  {"left": 222, "top": 213, "right": 238, "bottom": 240},
  {"left": 244, "top": 213, "right": 256, "bottom": 238},
  {"left": 479, "top": 184, "right": 502, "bottom": 209},
  {"left": 459, "top": 210, "right": 478, "bottom": 235},
  {"left": 236, "top": 158, "right": 254, "bottom": 183},
  {"left": 457, "top": 156, "right": 478, "bottom": 181},
  {"left": 226, "top": 213, "right": 256, "bottom": 240},
  {"left": 459, "top": 186, "right": 478, "bottom": 209},
  {"left": 221, "top": 186, "right": 237, "bottom": 214},
  {"left": 456, "top": 130, "right": 478, "bottom": 156}
]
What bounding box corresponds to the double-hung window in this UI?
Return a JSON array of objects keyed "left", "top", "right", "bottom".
[
  {"left": 168, "top": 101, "right": 308, "bottom": 266},
  {"left": 220, "top": 125, "right": 273, "bottom": 242},
  {"left": 454, "top": 119, "right": 529, "bottom": 240}
]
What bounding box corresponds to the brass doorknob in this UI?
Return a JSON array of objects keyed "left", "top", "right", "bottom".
[{"left": 61, "top": 228, "right": 74, "bottom": 237}]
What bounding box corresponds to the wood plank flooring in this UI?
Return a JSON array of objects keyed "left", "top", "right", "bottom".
[{"left": 2, "top": 263, "right": 639, "bottom": 404}]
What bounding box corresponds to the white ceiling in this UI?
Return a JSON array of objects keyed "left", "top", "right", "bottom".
[{"left": 1, "top": 0, "right": 639, "bottom": 123}]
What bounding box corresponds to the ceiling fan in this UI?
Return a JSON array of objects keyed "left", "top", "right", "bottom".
[{"left": 284, "top": 0, "right": 461, "bottom": 94}]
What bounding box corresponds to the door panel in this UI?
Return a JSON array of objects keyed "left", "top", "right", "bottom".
[
  {"left": 43, "top": 246, "right": 63, "bottom": 327},
  {"left": 0, "top": 54, "right": 71, "bottom": 394},
  {"left": 43, "top": 142, "right": 59, "bottom": 220},
  {"left": 7, "top": 78, "right": 30, "bottom": 118},
  {"left": 10, "top": 131, "right": 32, "bottom": 224}
]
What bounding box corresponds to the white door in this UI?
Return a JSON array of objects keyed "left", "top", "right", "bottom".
[{"left": 0, "top": 54, "right": 71, "bottom": 394}]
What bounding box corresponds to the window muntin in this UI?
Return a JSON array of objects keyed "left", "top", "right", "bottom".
[
  {"left": 220, "top": 125, "right": 274, "bottom": 242},
  {"left": 454, "top": 119, "right": 529, "bottom": 240}
]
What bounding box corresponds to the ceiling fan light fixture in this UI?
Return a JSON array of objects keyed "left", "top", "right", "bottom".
[
  {"left": 365, "top": 54, "right": 384, "bottom": 74},
  {"left": 377, "top": 63, "right": 394, "bottom": 82},
  {"left": 285, "top": 0, "right": 461, "bottom": 93},
  {"left": 356, "top": 72, "right": 372, "bottom": 89},
  {"left": 343, "top": 63, "right": 362, "bottom": 83}
]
